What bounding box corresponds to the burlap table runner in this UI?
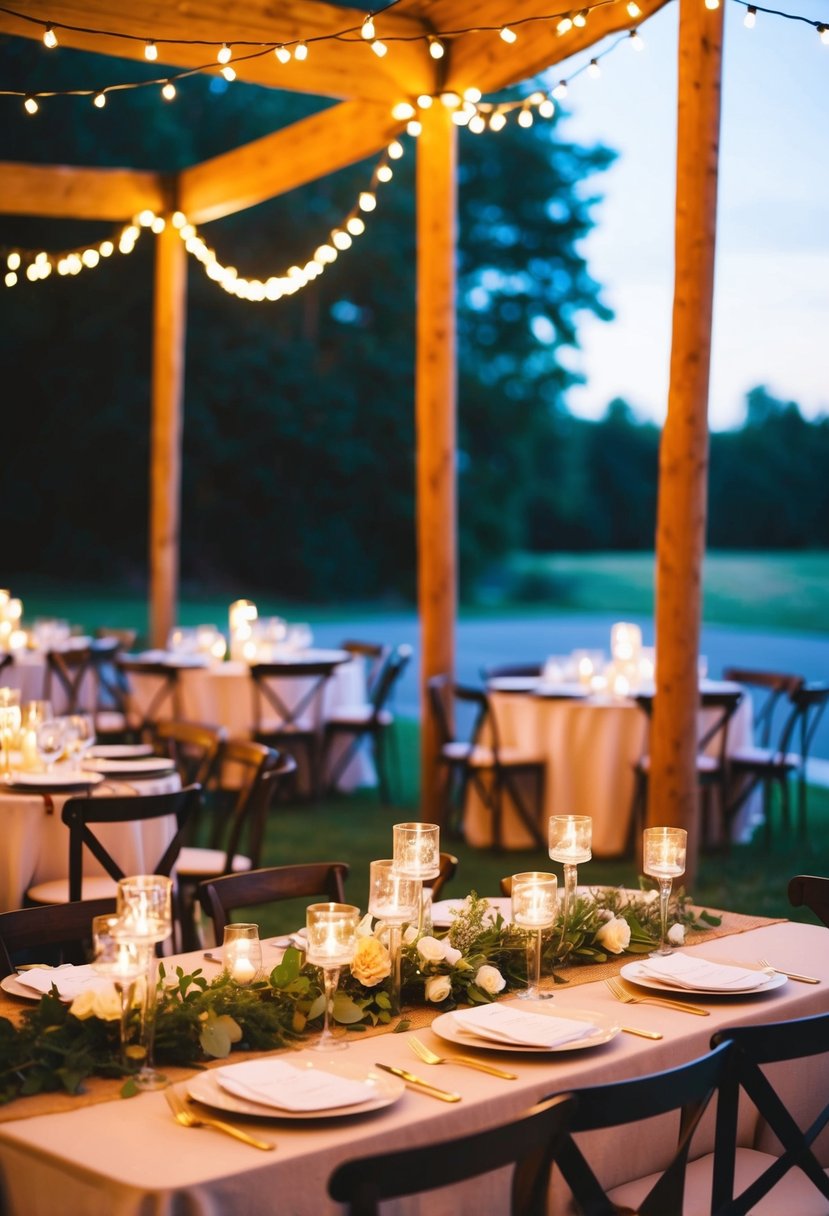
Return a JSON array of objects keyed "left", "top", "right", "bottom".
[{"left": 0, "top": 908, "right": 786, "bottom": 1123}]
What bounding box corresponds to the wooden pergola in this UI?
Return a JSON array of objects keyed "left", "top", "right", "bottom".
[{"left": 0, "top": 0, "right": 724, "bottom": 879}]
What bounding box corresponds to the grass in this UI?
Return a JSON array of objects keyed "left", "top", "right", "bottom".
[{"left": 244, "top": 717, "right": 829, "bottom": 937}]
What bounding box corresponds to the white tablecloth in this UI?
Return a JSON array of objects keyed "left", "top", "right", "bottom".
[
  {"left": 465, "top": 680, "right": 754, "bottom": 855},
  {"left": 0, "top": 770, "right": 181, "bottom": 912},
  {"left": 0, "top": 920, "right": 824, "bottom": 1215}
]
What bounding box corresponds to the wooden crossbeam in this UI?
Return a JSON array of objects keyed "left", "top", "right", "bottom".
[{"left": 0, "top": 162, "right": 166, "bottom": 220}]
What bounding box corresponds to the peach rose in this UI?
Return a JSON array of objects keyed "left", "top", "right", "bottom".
[{"left": 350, "top": 936, "right": 391, "bottom": 987}]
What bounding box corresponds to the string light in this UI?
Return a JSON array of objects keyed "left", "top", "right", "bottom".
[
  {"left": 161, "top": 80, "right": 176, "bottom": 101},
  {"left": 573, "top": 10, "right": 589, "bottom": 27},
  {"left": 274, "top": 45, "right": 291, "bottom": 63},
  {"left": 361, "top": 15, "right": 375, "bottom": 40},
  {"left": 93, "top": 90, "right": 106, "bottom": 107},
  {"left": 587, "top": 56, "right": 601, "bottom": 76},
  {"left": 220, "top": 65, "right": 236, "bottom": 81},
  {"left": 500, "top": 26, "right": 518, "bottom": 43},
  {"left": 217, "top": 42, "right": 232, "bottom": 64},
  {"left": 42, "top": 24, "right": 57, "bottom": 48},
  {"left": 626, "top": 1, "right": 641, "bottom": 15},
  {"left": 294, "top": 41, "right": 308, "bottom": 61},
  {"left": 144, "top": 40, "right": 158, "bottom": 61},
  {"left": 428, "top": 37, "right": 445, "bottom": 59},
  {"left": 819, "top": 24, "right": 829, "bottom": 45},
  {"left": 3, "top": 220, "right": 147, "bottom": 286},
  {"left": 370, "top": 39, "right": 387, "bottom": 57},
  {"left": 704, "top": 0, "right": 720, "bottom": 10},
  {"left": 628, "top": 27, "right": 644, "bottom": 49},
  {"left": 23, "top": 95, "right": 38, "bottom": 115},
  {"left": 743, "top": 5, "right": 757, "bottom": 26},
  {"left": 557, "top": 16, "right": 574, "bottom": 34}
]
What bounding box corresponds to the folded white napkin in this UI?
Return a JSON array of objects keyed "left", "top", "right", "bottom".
[
  {"left": 634, "top": 953, "right": 766, "bottom": 992},
  {"left": 14, "top": 965, "right": 111, "bottom": 1000},
  {"left": 215, "top": 1058, "right": 373, "bottom": 1112},
  {"left": 451, "top": 1003, "right": 599, "bottom": 1048}
]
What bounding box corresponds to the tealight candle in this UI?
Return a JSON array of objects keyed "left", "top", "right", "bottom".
[
  {"left": 305, "top": 903, "right": 361, "bottom": 1051},
  {"left": 223, "top": 923, "right": 262, "bottom": 985},
  {"left": 643, "top": 827, "right": 687, "bottom": 957},
  {"left": 549, "top": 815, "right": 592, "bottom": 930},
  {"left": 511, "top": 871, "right": 558, "bottom": 1001}
]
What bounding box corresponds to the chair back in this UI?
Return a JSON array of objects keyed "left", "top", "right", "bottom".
[
  {"left": 369, "top": 642, "right": 413, "bottom": 716},
  {"left": 554, "top": 1040, "right": 734, "bottom": 1216},
  {"left": 199, "top": 861, "right": 349, "bottom": 942},
  {"left": 711, "top": 1012, "right": 829, "bottom": 1214},
  {"left": 0, "top": 897, "right": 117, "bottom": 978},
  {"left": 340, "top": 639, "right": 391, "bottom": 698},
  {"left": 427, "top": 674, "right": 494, "bottom": 754},
  {"left": 249, "top": 661, "right": 335, "bottom": 734},
  {"left": 425, "top": 852, "right": 459, "bottom": 901},
  {"left": 208, "top": 741, "right": 296, "bottom": 874},
  {"left": 328, "top": 1091, "right": 575, "bottom": 1216},
  {"left": 721, "top": 667, "right": 804, "bottom": 749},
  {"left": 60, "top": 784, "right": 202, "bottom": 902},
  {"left": 152, "top": 719, "right": 226, "bottom": 787},
  {"left": 117, "top": 658, "right": 183, "bottom": 735},
  {"left": 788, "top": 874, "right": 829, "bottom": 927},
  {"left": 697, "top": 688, "right": 744, "bottom": 763},
  {"left": 788, "top": 681, "right": 829, "bottom": 765}
]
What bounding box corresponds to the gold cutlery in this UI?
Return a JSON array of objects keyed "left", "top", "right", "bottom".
[
  {"left": 374, "top": 1062, "right": 462, "bottom": 1102},
  {"left": 164, "top": 1086, "right": 275, "bottom": 1150},
  {"left": 408, "top": 1036, "right": 517, "bottom": 1079},
  {"left": 621, "top": 1026, "right": 663, "bottom": 1040},
  {"left": 605, "top": 977, "right": 710, "bottom": 1016},
  {"left": 758, "top": 957, "right": 820, "bottom": 984}
]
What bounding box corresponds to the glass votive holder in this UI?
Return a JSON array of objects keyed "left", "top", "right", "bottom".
[
  {"left": 305, "top": 903, "right": 361, "bottom": 969},
  {"left": 392, "top": 821, "right": 440, "bottom": 881},
  {"left": 548, "top": 815, "right": 593, "bottom": 866},
  {"left": 611, "top": 621, "right": 643, "bottom": 664},
  {"left": 116, "top": 875, "right": 173, "bottom": 945},
  {"left": 368, "top": 859, "right": 422, "bottom": 924},
  {"left": 511, "top": 871, "right": 559, "bottom": 929},
  {"left": 223, "top": 923, "right": 263, "bottom": 984}
]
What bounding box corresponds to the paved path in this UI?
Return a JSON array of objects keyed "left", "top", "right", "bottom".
[{"left": 310, "top": 612, "right": 829, "bottom": 767}]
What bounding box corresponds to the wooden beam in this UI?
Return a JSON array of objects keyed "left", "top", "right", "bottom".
[
  {"left": 179, "top": 101, "right": 403, "bottom": 224},
  {"left": 415, "top": 103, "right": 457, "bottom": 824},
  {"left": 149, "top": 216, "right": 187, "bottom": 649},
  {"left": 0, "top": 163, "right": 166, "bottom": 220},
  {"left": 647, "top": 0, "right": 724, "bottom": 885}
]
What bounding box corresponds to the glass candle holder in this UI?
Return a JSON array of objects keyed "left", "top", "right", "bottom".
[
  {"left": 222, "top": 923, "right": 263, "bottom": 985},
  {"left": 91, "top": 914, "right": 149, "bottom": 1072},
  {"left": 305, "top": 903, "right": 361, "bottom": 1051},
  {"left": 368, "top": 859, "right": 421, "bottom": 1015},
  {"left": 116, "top": 875, "right": 173, "bottom": 1090},
  {"left": 511, "top": 871, "right": 558, "bottom": 1000},
  {"left": 392, "top": 821, "right": 439, "bottom": 932},
  {"left": 642, "top": 827, "right": 688, "bottom": 957},
  {"left": 548, "top": 815, "right": 592, "bottom": 927}
]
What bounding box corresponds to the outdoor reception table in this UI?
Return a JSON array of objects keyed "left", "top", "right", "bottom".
[
  {"left": 0, "top": 766, "right": 181, "bottom": 913},
  {"left": 466, "top": 678, "right": 754, "bottom": 855},
  {"left": 125, "top": 649, "right": 375, "bottom": 793},
  {"left": 0, "top": 917, "right": 825, "bottom": 1215}
]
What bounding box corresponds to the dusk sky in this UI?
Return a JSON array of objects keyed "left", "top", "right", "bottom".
[{"left": 550, "top": 0, "right": 828, "bottom": 431}]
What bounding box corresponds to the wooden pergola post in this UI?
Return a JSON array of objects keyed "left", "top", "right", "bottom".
[
  {"left": 415, "top": 104, "right": 458, "bottom": 821},
  {"left": 648, "top": 0, "right": 725, "bottom": 885},
  {"left": 149, "top": 215, "right": 187, "bottom": 648}
]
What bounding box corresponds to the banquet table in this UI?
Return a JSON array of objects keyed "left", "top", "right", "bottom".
[
  {"left": 0, "top": 917, "right": 825, "bottom": 1215},
  {"left": 124, "top": 649, "right": 375, "bottom": 794},
  {"left": 0, "top": 765, "right": 181, "bottom": 913},
  {"left": 465, "top": 678, "right": 755, "bottom": 855}
]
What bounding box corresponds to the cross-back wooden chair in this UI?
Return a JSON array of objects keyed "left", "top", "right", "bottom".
[
  {"left": 150, "top": 719, "right": 226, "bottom": 788},
  {"left": 788, "top": 874, "right": 829, "bottom": 928},
  {"left": 199, "top": 861, "right": 349, "bottom": 943},
  {"left": 327, "top": 1092, "right": 576, "bottom": 1216},
  {"left": 116, "top": 656, "right": 185, "bottom": 739},
  {"left": 250, "top": 659, "right": 340, "bottom": 800},
  {"left": 339, "top": 639, "right": 391, "bottom": 699},
  {"left": 0, "top": 897, "right": 117, "bottom": 977},
  {"left": 427, "top": 673, "right": 547, "bottom": 849},
  {"left": 43, "top": 639, "right": 129, "bottom": 739}
]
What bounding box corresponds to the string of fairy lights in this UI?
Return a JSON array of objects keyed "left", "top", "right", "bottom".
[{"left": 1, "top": 0, "right": 825, "bottom": 297}]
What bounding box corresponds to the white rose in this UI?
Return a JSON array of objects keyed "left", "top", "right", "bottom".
[
  {"left": 357, "top": 913, "right": 375, "bottom": 938},
  {"left": 668, "top": 923, "right": 686, "bottom": 945},
  {"left": 70, "top": 986, "right": 123, "bottom": 1022},
  {"left": 402, "top": 925, "right": 419, "bottom": 946},
  {"left": 474, "top": 965, "right": 506, "bottom": 995},
  {"left": 425, "top": 975, "right": 452, "bottom": 1003},
  {"left": 595, "top": 916, "right": 631, "bottom": 955},
  {"left": 443, "top": 944, "right": 462, "bottom": 966},
  {"left": 643, "top": 889, "right": 659, "bottom": 905},
  {"left": 417, "top": 936, "right": 446, "bottom": 964}
]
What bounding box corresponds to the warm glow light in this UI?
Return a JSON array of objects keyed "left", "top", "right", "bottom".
[
  {"left": 376, "top": 164, "right": 393, "bottom": 182},
  {"left": 573, "top": 10, "right": 588, "bottom": 26},
  {"left": 704, "top": 0, "right": 720, "bottom": 9},
  {"left": 440, "top": 91, "right": 461, "bottom": 108},
  {"left": 217, "top": 42, "right": 232, "bottom": 63},
  {"left": 332, "top": 230, "right": 352, "bottom": 250},
  {"left": 43, "top": 25, "right": 58, "bottom": 48},
  {"left": 417, "top": 93, "right": 433, "bottom": 108},
  {"left": 7, "top": 253, "right": 20, "bottom": 270},
  {"left": 144, "top": 40, "right": 158, "bottom": 61},
  {"left": 346, "top": 216, "right": 366, "bottom": 235},
  {"left": 391, "top": 101, "right": 416, "bottom": 119},
  {"left": 161, "top": 80, "right": 176, "bottom": 100},
  {"left": 221, "top": 65, "right": 236, "bottom": 81},
  {"left": 552, "top": 80, "right": 568, "bottom": 99},
  {"left": 429, "top": 37, "right": 445, "bottom": 58},
  {"left": 517, "top": 107, "right": 533, "bottom": 127},
  {"left": 556, "top": 16, "right": 573, "bottom": 34},
  {"left": 93, "top": 91, "right": 107, "bottom": 108},
  {"left": 538, "top": 97, "right": 555, "bottom": 118},
  {"left": 468, "top": 113, "right": 486, "bottom": 133},
  {"left": 500, "top": 25, "right": 517, "bottom": 43},
  {"left": 388, "top": 139, "right": 404, "bottom": 159},
  {"left": 359, "top": 191, "right": 377, "bottom": 211},
  {"left": 406, "top": 118, "right": 422, "bottom": 136},
  {"left": 743, "top": 5, "right": 757, "bottom": 26},
  {"left": 370, "top": 39, "right": 387, "bottom": 56},
  {"left": 24, "top": 95, "right": 39, "bottom": 115},
  {"left": 489, "top": 110, "right": 507, "bottom": 131},
  {"left": 629, "top": 28, "right": 644, "bottom": 49},
  {"left": 626, "top": 0, "right": 641, "bottom": 14},
  {"left": 464, "top": 87, "right": 482, "bottom": 103},
  {"left": 819, "top": 24, "right": 829, "bottom": 44},
  {"left": 361, "top": 15, "right": 375, "bottom": 39},
  {"left": 294, "top": 41, "right": 308, "bottom": 60},
  {"left": 588, "top": 57, "right": 601, "bottom": 77}
]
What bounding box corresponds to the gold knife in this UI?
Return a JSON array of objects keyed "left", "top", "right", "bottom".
[
  {"left": 375, "top": 1062, "right": 462, "bottom": 1102},
  {"left": 622, "top": 1026, "right": 663, "bottom": 1040}
]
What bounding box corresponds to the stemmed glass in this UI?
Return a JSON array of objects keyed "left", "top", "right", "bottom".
[
  {"left": 368, "top": 859, "right": 421, "bottom": 1015},
  {"left": 642, "top": 827, "right": 688, "bottom": 957},
  {"left": 511, "top": 871, "right": 558, "bottom": 1000},
  {"left": 35, "top": 717, "right": 65, "bottom": 774},
  {"left": 64, "top": 713, "right": 96, "bottom": 771},
  {"left": 305, "top": 903, "right": 361, "bottom": 1051},
  {"left": 0, "top": 695, "right": 21, "bottom": 778},
  {"left": 548, "top": 815, "right": 592, "bottom": 929},
  {"left": 116, "top": 875, "right": 173, "bottom": 1089},
  {"left": 91, "top": 914, "right": 149, "bottom": 1071},
  {"left": 392, "top": 821, "right": 440, "bottom": 933}
]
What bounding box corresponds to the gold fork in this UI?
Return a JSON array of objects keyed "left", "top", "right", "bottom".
[
  {"left": 757, "top": 957, "right": 820, "bottom": 984},
  {"left": 408, "top": 1036, "right": 518, "bottom": 1079},
  {"left": 605, "top": 977, "right": 710, "bottom": 1016},
  {"left": 164, "top": 1085, "right": 275, "bottom": 1151}
]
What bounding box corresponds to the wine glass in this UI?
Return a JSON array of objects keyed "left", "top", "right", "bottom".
[
  {"left": 642, "top": 827, "right": 688, "bottom": 957},
  {"left": 116, "top": 875, "right": 173, "bottom": 1089},
  {"left": 0, "top": 699, "right": 21, "bottom": 778},
  {"left": 91, "top": 914, "right": 149, "bottom": 1071},
  {"left": 305, "top": 903, "right": 361, "bottom": 1051},
  {"left": 35, "top": 717, "right": 65, "bottom": 773},
  {"left": 511, "top": 871, "right": 558, "bottom": 1000},
  {"left": 392, "top": 821, "right": 440, "bottom": 933},
  {"left": 548, "top": 815, "right": 592, "bottom": 929},
  {"left": 64, "top": 713, "right": 96, "bottom": 771},
  {"left": 368, "top": 859, "right": 421, "bottom": 1015}
]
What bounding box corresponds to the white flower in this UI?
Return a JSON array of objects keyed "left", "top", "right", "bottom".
[
  {"left": 595, "top": 916, "right": 631, "bottom": 954},
  {"left": 425, "top": 975, "right": 452, "bottom": 1002},
  {"left": 598, "top": 908, "right": 614, "bottom": 922},
  {"left": 643, "top": 889, "right": 659, "bottom": 905},
  {"left": 668, "top": 923, "right": 686, "bottom": 945},
  {"left": 474, "top": 965, "right": 506, "bottom": 994},
  {"left": 402, "top": 925, "right": 419, "bottom": 946},
  {"left": 417, "top": 936, "right": 446, "bottom": 964},
  {"left": 356, "top": 913, "right": 375, "bottom": 938},
  {"left": 69, "top": 985, "right": 123, "bottom": 1021},
  {"left": 443, "top": 944, "right": 462, "bottom": 966}
]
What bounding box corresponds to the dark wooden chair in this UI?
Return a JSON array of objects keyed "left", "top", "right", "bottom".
[
  {"left": 151, "top": 718, "right": 226, "bottom": 788},
  {"left": 551, "top": 1041, "right": 734, "bottom": 1216},
  {"left": 321, "top": 642, "right": 412, "bottom": 804},
  {"left": 481, "top": 662, "right": 543, "bottom": 681},
  {"left": 631, "top": 687, "right": 744, "bottom": 851},
  {"left": 328, "top": 1092, "right": 575, "bottom": 1216},
  {"left": 425, "top": 851, "right": 459, "bottom": 901},
  {"left": 175, "top": 742, "right": 296, "bottom": 950},
  {"left": 116, "top": 656, "right": 186, "bottom": 739},
  {"left": 788, "top": 874, "right": 829, "bottom": 928},
  {"left": 722, "top": 669, "right": 808, "bottom": 845},
  {"left": 339, "top": 639, "right": 391, "bottom": 699},
  {"left": 250, "top": 658, "right": 342, "bottom": 800},
  {"left": 427, "top": 674, "right": 547, "bottom": 849},
  {"left": 710, "top": 1012, "right": 829, "bottom": 1215},
  {"left": 0, "top": 897, "right": 117, "bottom": 977},
  {"left": 43, "top": 638, "right": 131, "bottom": 739},
  {"left": 199, "top": 861, "right": 349, "bottom": 943}
]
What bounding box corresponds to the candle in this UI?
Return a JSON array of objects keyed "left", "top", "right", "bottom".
[
  {"left": 230, "top": 955, "right": 257, "bottom": 984},
  {"left": 511, "top": 872, "right": 557, "bottom": 928},
  {"left": 548, "top": 815, "right": 592, "bottom": 865}
]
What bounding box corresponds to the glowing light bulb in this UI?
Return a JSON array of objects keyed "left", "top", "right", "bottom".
[
  {"left": 161, "top": 80, "right": 176, "bottom": 100},
  {"left": 518, "top": 107, "right": 533, "bottom": 127},
  {"left": 743, "top": 6, "right": 756, "bottom": 27},
  {"left": 417, "top": 93, "right": 433, "bottom": 108},
  {"left": 43, "top": 25, "right": 58, "bottom": 48},
  {"left": 464, "top": 87, "right": 482, "bottom": 103},
  {"left": 500, "top": 26, "right": 517, "bottom": 43},
  {"left": 361, "top": 15, "right": 375, "bottom": 39},
  {"left": 359, "top": 191, "right": 377, "bottom": 211},
  {"left": 217, "top": 43, "right": 232, "bottom": 64},
  {"left": 552, "top": 80, "right": 568, "bottom": 99},
  {"left": 588, "top": 57, "right": 601, "bottom": 78},
  {"left": 468, "top": 113, "right": 486, "bottom": 133},
  {"left": 489, "top": 110, "right": 507, "bottom": 131},
  {"left": 7, "top": 253, "right": 20, "bottom": 269},
  {"left": 388, "top": 140, "right": 404, "bottom": 159},
  {"left": 221, "top": 65, "right": 236, "bottom": 81},
  {"left": 626, "top": 0, "right": 641, "bottom": 15},
  {"left": 574, "top": 10, "right": 588, "bottom": 26},
  {"left": 144, "top": 40, "right": 158, "bottom": 61},
  {"left": 704, "top": 0, "right": 719, "bottom": 9},
  {"left": 538, "top": 97, "right": 555, "bottom": 117},
  {"left": 440, "top": 91, "right": 461, "bottom": 107},
  {"left": 376, "top": 164, "right": 393, "bottom": 182},
  {"left": 629, "top": 28, "right": 644, "bottom": 49},
  {"left": 274, "top": 45, "right": 291, "bottom": 63},
  {"left": 557, "top": 16, "right": 573, "bottom": 34},
  {"left": 451, "top": 108, "right": 470, "bottom": 126},
  {"left": 24, "top": 95, "right": 39, "bottom": 115},
  {"left": 294, "top": 41, "right": 308, "bottom": 60},
  {"left": 370, "top": 39, "right": 387, "bottom": 56},
  {"left": 429, "top": 37, "right": 444, "bottom": 59},
  {"left": 346, "top": 216, "right": 366, "bottom": 235},
  {"left": 93, "top": 91, "right": 106, "bottom": 108},
  {"left": 391, "top": 101, "right": 416, "bottom": 119},
  {"left": 819, "top": 24, "right": 829, "bottom": 45},
  {"left": 406, "top": 119, "right": 422, "bottom": 137}
]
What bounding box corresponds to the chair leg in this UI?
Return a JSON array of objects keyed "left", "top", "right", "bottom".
[
  {"left": 324, "top": 729, "right": 363, "bottom": 796},
  {"left": 372, "top": 729, "right": 392, "bottom": 806}
]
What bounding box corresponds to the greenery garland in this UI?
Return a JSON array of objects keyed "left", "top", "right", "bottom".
[{"left": 0, "top": 885, "right": 720, "bottom": 1105}]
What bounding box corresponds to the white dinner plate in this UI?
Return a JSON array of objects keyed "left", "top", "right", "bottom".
[
  {"left": 431, "top": 897, "right": 512, "bottom": 929},
  {"left": 87, "top": 744, "right": 155, "bottom": 759},
  {"left": 534, "top": 681, "right": 591, "bottom": 699},
  {"left": 81, "top": 756, "right": 177, "bottom": 777},
  {"left": 432, "top": 1003, "right": 620, "bottom": 1054},
  {"left": 1, "top": 971, "right": 74, "bottom": 1003},
  {"left": 187, "top": 1057, "right": 405, "bottom": 1120},
  {"left": 6, "top": 770, "right": 105, "bottom": 790},
  {"left": 619, "top": 957, "right": 788, "bottom": 997}
]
